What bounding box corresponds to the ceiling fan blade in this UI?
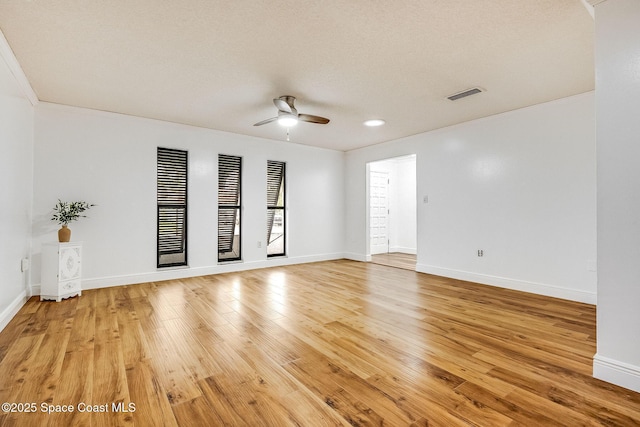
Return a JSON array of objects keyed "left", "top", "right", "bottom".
[
  {"left": 298, "top": 114, "right": 330, "bottom": 124},
  {"left": 273, "top": 98, "right": 293, "bottom": 113},
  {"left": 253, "top": 117, "right": 278, "bottom": 126}
]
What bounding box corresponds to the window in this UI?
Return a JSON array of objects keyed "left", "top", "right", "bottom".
[
  {"left": 218, "top": 154, "right": 242, "bottom": 262},
  {"left": 267, "top": 160, "right": 286, "bottom": 257},
  {"left": 157, "top": 147, "right": 188, "bottom": 268}
]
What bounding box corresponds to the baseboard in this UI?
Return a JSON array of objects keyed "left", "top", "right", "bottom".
[
  {"left": 593, "top": 354, "right": 640, "bottom": 393},
  {"left": 416, "top": 264, "right": 596, "bottom": 304},
  {"left": 0, "top": 291, "right": 28, "bottom": 333},
  {"left": 47, "top": 252, "right": 346, "bottom": 291},
  {"left": 389, "top": 247, "right": 417, "bottom": 255}
]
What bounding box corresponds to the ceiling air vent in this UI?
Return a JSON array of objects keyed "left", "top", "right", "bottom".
[{"left": 447, "top": 87, "right": 483, "bottom": 101}]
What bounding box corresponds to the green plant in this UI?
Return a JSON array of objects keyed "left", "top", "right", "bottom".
[{"left": 51, "top": 200, "right": 95, "bottom": 226}]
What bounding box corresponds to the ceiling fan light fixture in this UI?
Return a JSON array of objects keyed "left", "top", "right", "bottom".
[
  {"left": 254, "top": 96, "right": 329, "bottom": 127},
  {"left": 278, "top": 114, "right": 298, "bottom": 127},
  {"left": 364, "top": 119, "right": 385, "bottom": 127}
]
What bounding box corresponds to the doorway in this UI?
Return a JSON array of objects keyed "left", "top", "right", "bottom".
[{"left": 367, "top": 154, "right": 417, "bottom": 270}]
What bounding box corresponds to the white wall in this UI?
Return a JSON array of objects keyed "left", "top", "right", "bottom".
[
  {"left": 0, "top": 40, "right": 34, "bottom": 331},
  {"left": 346, "top": 92, "right": 596, "bottom": 303},
  {"left": 32, "top": 103, "right": 344, "bottom": 290},
  {"left": 593, "top": 0, "right": 640, "bottom": 393},
  {"left": 391, "top": 155, "right": 417, "bottom": 254}
]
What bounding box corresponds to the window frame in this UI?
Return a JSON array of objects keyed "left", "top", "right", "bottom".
[
  {"left": 267, "top": 160, "right": 286, "bottom": 257},
  {"left": 157, "top": 147, "right": 188, "bottom": 268},
  {"left": 218, "top": 154, "right": 242, "bottom": 262}
]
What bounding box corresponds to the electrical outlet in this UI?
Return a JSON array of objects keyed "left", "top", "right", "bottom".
[
  {"left": 477, "top": 250, "right": 484, "bottom": 257},
  {"left": 257, "top": 241, "right": 262, "bottom": 248}
]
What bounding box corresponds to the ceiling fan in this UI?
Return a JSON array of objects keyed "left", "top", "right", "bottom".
[{"left": 253, "top": 96, "right": 330, "bottom": 127}]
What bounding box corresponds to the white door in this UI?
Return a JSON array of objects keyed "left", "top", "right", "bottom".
[{"left": 370, "top": 171, "right": 389, "bottom": 254}]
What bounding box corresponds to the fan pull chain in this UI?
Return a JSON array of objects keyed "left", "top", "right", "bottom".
[{"left": 286, "top": 128, "right": 290, "bottom": 142}]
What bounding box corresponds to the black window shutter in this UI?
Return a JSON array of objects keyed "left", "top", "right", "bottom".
[
  {"left": 218, "top": 154, "right": 242, "bottom": 261},
  {"left": 267, "top": 160, "right": 285, "bottom": 256},
  {"left": 157, "top": 147, "right": 188, "bottom": 267}
]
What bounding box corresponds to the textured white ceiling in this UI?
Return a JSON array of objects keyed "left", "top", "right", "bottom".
[{"left": 0, "top": 1, "right": 594, "bottom": 151}]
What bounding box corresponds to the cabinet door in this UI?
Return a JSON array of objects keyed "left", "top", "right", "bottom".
[{"left": 59, "top": 246, "right": 81, "bottom": 281}]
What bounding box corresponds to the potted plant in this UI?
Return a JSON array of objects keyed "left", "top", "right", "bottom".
[{"left": 51, "top": 200, "right": 95, "bottom": 242}]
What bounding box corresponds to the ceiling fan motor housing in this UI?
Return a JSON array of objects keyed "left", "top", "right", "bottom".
[{"left": 253, "top": 95, "right": 330, "bottom": 127}]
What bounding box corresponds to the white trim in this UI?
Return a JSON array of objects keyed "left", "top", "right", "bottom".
[
  {"left": 0, "top": 29, "right": 38, "bottom": 105},
  {"left": 593, "top": 354, "right": 640, "bottom": 393},
  {"left": 0, "top": 291, "right": 28, "bottom": 333},
  {"left": 416, "top": 264, "right": 596, "bottom": 304},
  {"left": 389, "top": 247, "right": 417, "bottom": 255},
  {"left": 33, "top": 253, "right": 346, "bottom": 291},
  {"left": 581, "top": 0, "right": 595, "bottom": 18}
]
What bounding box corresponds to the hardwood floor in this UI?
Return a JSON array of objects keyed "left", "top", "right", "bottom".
[
  {"left": 1, "top": 259, "right": 639, "bottom": 426},
  {"left": 371, "top": 252, "right": 417, "bottom": 270}
]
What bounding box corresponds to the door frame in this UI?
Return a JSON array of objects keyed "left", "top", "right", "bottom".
[{"left": 365, "top": 154, "right": 417, "bottom": 262}]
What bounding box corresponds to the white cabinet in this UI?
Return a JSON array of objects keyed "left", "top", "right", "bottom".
[{"left": 41, "top": 242, "right": 82, "bottom": 302}]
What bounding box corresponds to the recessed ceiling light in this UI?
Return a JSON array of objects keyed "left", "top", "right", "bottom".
[{"left": 364, "top": 119, "right": 385, "bottom": 127}]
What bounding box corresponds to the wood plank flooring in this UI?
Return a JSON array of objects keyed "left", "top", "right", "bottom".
[
  {"left": 1, "top": 259, "right": 639, "bottom": 426},
  {"left": 371, "top": 252, "right": 417, "bottom": 270}
]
